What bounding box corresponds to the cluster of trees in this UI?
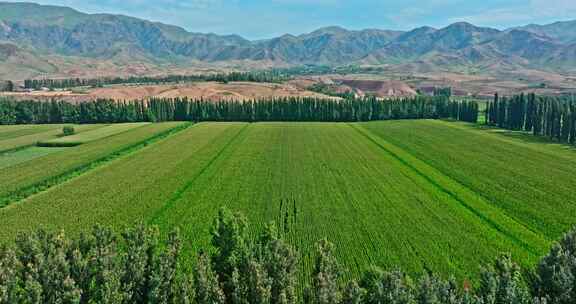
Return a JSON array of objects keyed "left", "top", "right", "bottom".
[
  {"left": 486, "top": 93, "right": 576, "bottom": 144},
  {"left": 1, "top": 208, "right": 576, "bottom": 304},
  {"left": 23, "top": 71, "right": 292, "bottom": 90},
  {"left": 433, "top": 87, "right": 453, "bottom": 97},
  {"left": 448, "top": 100, "right": 479, "bottom": 123},
  {"left": 0, "top": 96, "right": 478, "bottom": 125},
  {"left": 0, "top": 81, "right": 14, "bottom": 92},
  {"left": 0, "top": 209, "right": 298, "bottom": 304},
  {"left": 306, "top": 83, "right": 357, "bottom": 99},
  {"left": 273, "top": 65, "right": 387, "bottom": 76}
]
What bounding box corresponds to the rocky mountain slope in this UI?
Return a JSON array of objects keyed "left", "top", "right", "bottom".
[{"left": 0, "top": 2, "right": 575, "bottom": 78}]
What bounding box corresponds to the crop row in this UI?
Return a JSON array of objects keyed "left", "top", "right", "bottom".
[
  {"left": 0, "top": 122, "right": 187, "bottom": 206},
  {"left": 36, "top": 123, "right": 149, "bottom": 147},
  {"left": 0, "top": 121, "right": 557, "bottom": 285},
  {"left": 0, "top": 124, "right": 104, "bottom": 153},
  {"left": 147, "top": 123, "right": 546, "bottom": 282},
  {"left": 360, "top": 120, "right": 576, "bottom": 240}
]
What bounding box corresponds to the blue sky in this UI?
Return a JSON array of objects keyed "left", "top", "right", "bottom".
[{"left": 9, "top": 0, "right": 576, "bottom": 39}]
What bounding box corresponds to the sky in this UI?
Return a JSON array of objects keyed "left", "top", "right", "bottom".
[{"left": 7, "top": 0, "right": 576, "bottom": 39}]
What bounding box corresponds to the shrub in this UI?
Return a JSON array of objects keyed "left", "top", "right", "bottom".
[{"left": 63, "top": 126, "right": 75, "bottom": 136}]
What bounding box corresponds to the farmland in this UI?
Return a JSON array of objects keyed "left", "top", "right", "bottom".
[
  {"left": 36, "top": 122, "right": 150, "bottom": 147},
  {"left": 1, "top": 120, "right": 575, "bottom": 284},
  {"left": 0, "top": 122, "right": 187, "bottom": 206},
  {"left": 0, "top": 124, "right": 105, "bottom": 153}
]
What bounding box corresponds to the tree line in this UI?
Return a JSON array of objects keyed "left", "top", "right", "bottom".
[
  {"left": 0, "top": 81, "right": 14, "bottom": 92},
  {"left": 17, "top": 65, "right": 377, "bottom": 91},
  {"left": 23, "top": 71, "right": 292, "bottom": 90},
  {"left": 0, "top": 96, "right": 478, "bottom": 125},
  {"left": 306, "top": 83, "right": 357, "bottom": 99},
  {"left": 433, "top": 87, "right": 453, "bottom": 97},
  {"left": 1, "top": 207, "right": 575, "bottom": 304},
  {"left": 486, "top": 93, "right": 576, "bottom": 144}
]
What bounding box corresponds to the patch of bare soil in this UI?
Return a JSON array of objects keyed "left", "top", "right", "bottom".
[
  {"left": 335, "top": 79, "right": 417, "bottom": 97},
  {"left": 1, "top": 81, "right": 334, "bottom": 102},
  {"left": 289, "top": 76, "right": 418, "bottom": 97}
]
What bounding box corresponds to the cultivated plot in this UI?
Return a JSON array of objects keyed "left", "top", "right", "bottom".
[
  {"left": 2, "top": 121, "right": 572, "bottom": 283},
  {"left": 0, "top": 124, "right": 105, "bottom": 153},
  {"left": 360, "top": 120, "right": 576, "bottom": 239},
  {"left": 37, "top": 123, "right": 150, "bottom": 147},
  {"left": 0, "top": 146, "right": 68, "bottom": 170},
  {"left": 0, "top": 122, "right": 187, "bottom": 206}
]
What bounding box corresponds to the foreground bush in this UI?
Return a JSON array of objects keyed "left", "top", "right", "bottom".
[
  {"left": 62, "top": 126, "right": 75, "bottom": 136},
  {"left": 1, "top": 208, "right": 575, "bottom": 303}
]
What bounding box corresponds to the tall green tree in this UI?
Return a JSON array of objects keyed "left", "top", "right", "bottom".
[{"left": 307, "top": 239, "right": 342, "bottom": 304}]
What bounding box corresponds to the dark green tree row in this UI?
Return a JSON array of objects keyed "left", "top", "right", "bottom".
[
  {"left": 0, "top": 96, "right": 477, "bottom": 125},
  {"left": 487, "top": 93, "right": 576, "bottom": 144},
  {"left": 306, "top": 83, "right": 357, "bottom": 99},
  {"left": 23, "top": 71, "right": 292, "bottom": 90},
  {"left": 271, "top": 65, "right": 388, "bottom": 76},
  {"left": 0, "top": 81, "right": 14, "bottom": 92},
  {"left": 433, "top": 87, "right": 453, "bottom": 97},
  {"left": 1, "top": 208, "right": 576, "bottom": 304},
  {"left": 447, "top": 100, "right": 479, "bottom": 123}
]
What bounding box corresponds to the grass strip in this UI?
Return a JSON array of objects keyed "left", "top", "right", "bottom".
[{"left": 0, "top": 122, "right": 192, "bottom": 208}]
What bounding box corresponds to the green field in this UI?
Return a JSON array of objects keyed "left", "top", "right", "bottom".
[
  {"left": 36, "top": 123, "right": 150, "bottom": 147},
  {"left": 0, "top": 124, "right": 106, "bottom": 152},
  {"left": 0, "top": 120, "right": 575, "bottom": 283},
  {"left": 0, "top": 146, "right": 68, "bottom": 169},
  {"left": 0, "top": 122, "right": 187, "bottom": 206}
]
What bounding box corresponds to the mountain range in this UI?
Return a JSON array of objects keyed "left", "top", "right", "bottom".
[{"left": 1, "top": 1, "right": 576, "bottom": 79}]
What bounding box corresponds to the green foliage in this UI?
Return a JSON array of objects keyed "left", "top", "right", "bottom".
[
  {"left": 308, "top": 239, "right": 342, "bottom": 304},
  {"left": 0, "top": 95, "right": 478, "bottom": 124},
  {"left": 259, "top": 223, "right": 298, "bottom": 304},
  {"left": 0, "top": 81, "right": 13, "bottom": 92},
  {"left": 63, "top": 126, "right": 75, "bottom": 136},
  {"left": 535, "top": 228, "right": 576, "bottom": 304},
  {"left": 486, "top": 93, "right": 576, "bottom": 144},
  {"left": 23, "top": 70, "right": 292, "bottom": 90},
  {"left": 209, "top": 208, "right": 299, "bottom": 304},
  {"left": 307, "top": 83, "right": 356, "bottom": 99},
  {"left": 0, "top": 211, "right": 576, "bottom": 303},
  {"left": 477, "top": 254, "right": 531, "bottom": 304},
  {"left": 211, "top": 208, "right": 250, "bottom": 299},
  {"left": 342, "top": 280, "right": 364, "bottom": 304},
  {"left": 434, "top": 87, "right": 452, "bottom": 97},
  {"left": 3, "top": 120, "right": 569, "bottom": 285},
  {"left": 194, "top": 252, "right": 225, "bottom": 304},
  {"left": 359, "top": 268, "right": 415, "bottom": 304}
]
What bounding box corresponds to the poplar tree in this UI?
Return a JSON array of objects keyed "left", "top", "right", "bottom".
[{"left": 308, "top": 239, "right": 342, "bottom": 304}]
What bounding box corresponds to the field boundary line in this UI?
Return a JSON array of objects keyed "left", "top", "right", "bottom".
[
  {"left": 148, "top": 123, "right": 251, "bottom": 225},
  {"left": 436, "top": 120, "right": 576, "bottom": 162},
  {"left": 0, "top": 122, "right": 192, "bottom": 208},
  {"left": 396, "top": 120, "right": 563, "bottom": 237},
  {"left": 0, "top": 124, "right": 109, "bottom": 154},
  {"left": 348, "top": 123, "right": 549, "bottom": 255},
  {"left": 0, "top": 144, "right": 35, "bottom": 155},
  {"left": 36, "top": 123, "right": 151, "bottom": 147}
]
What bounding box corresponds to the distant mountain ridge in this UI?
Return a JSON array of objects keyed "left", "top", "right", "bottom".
[{"left": 0, "top": 1, "right": 576, "bottom": 77}]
